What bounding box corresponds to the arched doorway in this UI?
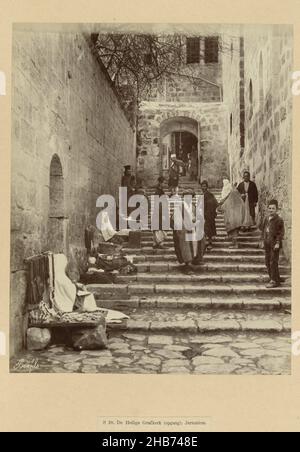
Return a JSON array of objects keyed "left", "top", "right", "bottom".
[
  {"left": 160, "top": 116, "right": 200, "bottom": 180},
  {"left": 47, "top": 154, "right": 68, "bottom": 253}
]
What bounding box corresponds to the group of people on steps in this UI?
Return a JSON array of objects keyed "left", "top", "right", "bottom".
[{"left": 121, "top": 158, "right": 285, "bottom": 288}]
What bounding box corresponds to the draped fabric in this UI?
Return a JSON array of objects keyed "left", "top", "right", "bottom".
[
  {"left": 242, "top": 193, "right": 254, "bottom": 227},
  {"left": 220, "top": 188, "right": 245, "bottom": 234},
  {"left": 53, "top": 254, "right": 77, "bottom": 312},
  {"left": 221, "top": 179, "right": 233, "bottom": 201}
]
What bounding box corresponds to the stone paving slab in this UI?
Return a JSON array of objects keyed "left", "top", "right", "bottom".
[
  {"left": 96, "top": 296, "right": 291, "bottom": 312},
  {"left": 10, "top": 331, "right": 291, "bottom": 375},
  {"left": 106, "top": 309, "right": 291, "bottom": 334}
]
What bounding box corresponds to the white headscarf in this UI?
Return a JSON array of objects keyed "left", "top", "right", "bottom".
[{"left": 221, "top": 178, "right": 233, "bottom": 200}]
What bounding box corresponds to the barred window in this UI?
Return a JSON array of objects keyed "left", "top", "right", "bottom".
[
  {"left": 204, "top": 37, "right": 219, "bottom": 63},
  {"left": 186, "top": 37, "right": 200, "bottom": 64}
]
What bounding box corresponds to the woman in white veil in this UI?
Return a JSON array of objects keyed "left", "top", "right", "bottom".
[{"left": 219, "top": 178, "right": 245, "bottom": 249}]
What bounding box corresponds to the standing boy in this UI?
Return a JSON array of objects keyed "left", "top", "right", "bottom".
[{"left": 260, "top": 200, "right": 285, "bottom": 288}]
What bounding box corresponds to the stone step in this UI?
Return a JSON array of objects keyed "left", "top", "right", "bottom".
[
  {"left": 146, "top": 186, "right": 221, "bottom": 190},
  {"left": 142, "top": 247, "right": 264, "bottom": 257},
  {"left": 140, "top": 240, "right": 261, "bottom": 248},
  {"left": 115, "top": 272, "right": 290, "bottom": 285},
  {"left": 141, "top": 231, "right": 260, "bottom": 240},
  {"left": 87, "top": 282, "right": 291, "bottom": 299},
  {"left": 107, "top": 315, "right": 290, "bottom": 335},
  {"left": 127, "top": 247, "right": 265, "bottom": 256},
  {"left": 130, "top": 254, "right": 282, "bottom": 264},
  {"left": 95, "top": 295, "right": 291, "bottom": 312},
  {"left": 134, "top": 262, "right": 290, "bottom": 273},
  {"left": 146, "top": 189, "right": 222, "bottom": 195},
  {"left": 142, "top": 227, "right": 226, "bottom": 235},
  {"left": 142, "top": 227, "right": 258, "bottom": 234}
]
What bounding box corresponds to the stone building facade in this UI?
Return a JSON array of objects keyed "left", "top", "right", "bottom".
[
  {"left": 222, "top": 25, "right": 293, "bottom": 259},
  {"left": 137, "top": 36, "right": 230, "bottom": 187},
  {"left": 11, "top": 27, "right": 135, "bottom": 354}
]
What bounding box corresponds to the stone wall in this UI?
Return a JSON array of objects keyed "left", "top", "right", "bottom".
[
  {"left": 222, "top": 25, "right": 293, "bottom": 260},
  {"left": 137, "top": 37, "right": 227, "bottom": 187},
  {"left": 137, "top": 102, "right": 229, "bottom": 187},
  {"left": 11, "top": 27, "right": 135, "bottom": 355},
  {"left": 147, "top": 70, "right": 222, "bottom": 103}
]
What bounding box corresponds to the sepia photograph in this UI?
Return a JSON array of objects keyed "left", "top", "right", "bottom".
[{"left": 10, "top": 23, "right": 292, "bottom": 376}]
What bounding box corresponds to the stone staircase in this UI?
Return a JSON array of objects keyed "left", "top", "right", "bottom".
[{"left": 87, "top": 178, "right": 291, "bottom": 335}]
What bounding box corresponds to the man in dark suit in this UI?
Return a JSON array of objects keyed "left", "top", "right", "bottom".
[
  {"left": 260, "top": 199, "right": 285, "bottom": 288},
  {"left": 237, "top": 171, "right": 259, "bottom": 228}
]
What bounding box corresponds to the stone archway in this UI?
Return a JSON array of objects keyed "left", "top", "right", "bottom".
[
  {"left": 159, "top": 116, "right": 200, "bottom": 179},
  {"left": 47, "top": 154, "right": 68, "bottom": 253}
]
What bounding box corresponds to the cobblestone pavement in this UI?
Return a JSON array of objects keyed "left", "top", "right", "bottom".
[{"left": 11, "top": 330, "right": 291, "bottom": 375}]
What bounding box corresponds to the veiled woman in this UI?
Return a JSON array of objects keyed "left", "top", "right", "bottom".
[{"left": 218, "top": 179, "right": 245, "bottom": 249}]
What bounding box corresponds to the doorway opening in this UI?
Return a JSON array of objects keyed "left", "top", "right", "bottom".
[{"left": 160, "top": 116, "right": 199, "bottom": 180}]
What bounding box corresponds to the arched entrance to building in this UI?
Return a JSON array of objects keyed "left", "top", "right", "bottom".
[
  {"left": 160, "top": 116, "right": 200, "bottom": 181},
  {"left": 47, "top": 154, "right": 68, "bottom": 253}
]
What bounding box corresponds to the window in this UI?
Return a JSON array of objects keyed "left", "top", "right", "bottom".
[
  {"left": 186, "top": 37, "right": 200, "bottom": 64},
  {"left": 205, "top": 37, "right": 219, "bottom": 63}
]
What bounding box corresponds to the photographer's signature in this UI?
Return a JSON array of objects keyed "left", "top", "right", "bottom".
[{"left": 13, "top": 358, "right": 39, "bottom": 372}]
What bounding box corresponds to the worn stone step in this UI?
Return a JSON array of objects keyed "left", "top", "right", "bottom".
[
  {"left": 108, "top": 316, "right": 291, "bottom": 334},
  {"left": 146, "top": 189, "right": 222, "bottom": 195},
  {"left": 141, "top": 227, "right": 227, "bottom": 240},
  {"left": 115, "top": 272, "right": 290, "bottom": 285},
  {"left": 130, "top": 254, "right": 281, "bottom": 264},
  {"left": 140, "top": 241, "right": 261, "bottom": 249},
  {"left": 94, "top": 295, "right": 291, "bottom": 312},
  {"left": 87, "top": 283, "right": 291, "bottom": 299},
  {"left": 124, "top": 243, "right": 262, "bottom": 255},
  {"left": 134, "top": 262, "right": 290, "bottom": 274},
  {"left": 141, "top": 232, "right": 261, "bottom": 241},
  {"left": 126, "top": 247, "right": 265, "bottom": 256}
]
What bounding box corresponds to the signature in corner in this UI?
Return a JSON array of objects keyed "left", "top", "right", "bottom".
[{"left": 12, "top": 358, "right": 40, "bottom": 372}]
